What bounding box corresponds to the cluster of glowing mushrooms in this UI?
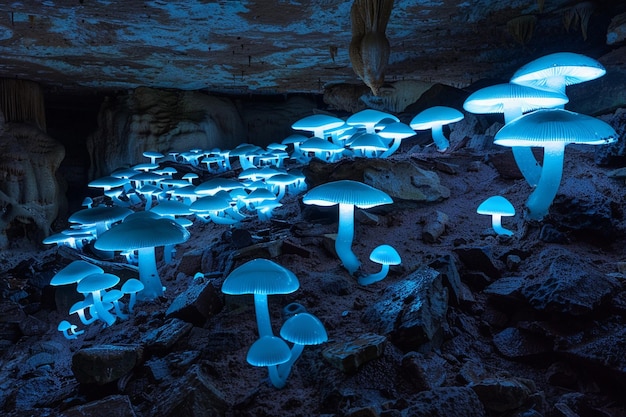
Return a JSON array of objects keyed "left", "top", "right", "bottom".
[{"left": 45, "top": 51, "right": 619, "bottom": 389}]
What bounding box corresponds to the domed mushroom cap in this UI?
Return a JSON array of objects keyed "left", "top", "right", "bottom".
[
  {"left": 463, "top": 83, "right": 569, "bottom": 115},
  {"left": 88, "top": 176, "right": 130, "bottom": 189},
  {"left": 280, "top": 313, "right": 328, "bottom": 346},
  {"left": 150, "top": 200, "right": 192, "bottom": 217},
  {"left": 94, "top": 216, "right": 190, "bottom": 251},
  {"left": 291, "top": 114, "right": 345, "bottom": 135},
  {"left": 410, "top": 106, "right": 464, "bottom": 130},
  {"left": 347, "top": 109, "right": 399, "bottom": 129},
  {"left": 369, "top": 244, "right": 401, "bottom": 265},
  {"left": 190, "top": 195, "right": 233, "bottom": 213},
  {"left": 121, "top": 278, "right": 144, "bottom": 294},
  {"left": 76, "top": 273, "right": 120, "bottom": 294},
  {"left": 195, "top": 178, "right": 244, "bottom": 195},
  {"left": 349, "top": 133, "right": 389, "bottom": 151},
  {"left": 222, "top": 258, "right": 300, "bottom": 296},
  {"left": 69, "top": 206, "right": 133, "bottom": 226},
  {"left": 494, "top": 108, "right": 617, "bottom": 147},
  {"left": 477, "top": 196, "right": 516, "bottom": 217},
  {"left": 300, "top": 137, "right": 344, "bottom": 152},
  {"left": 378, "top": 122, "right": 417, "bottom": 140},
  {"left": 50, "top": 260, "right": 104, "bottom": 286},
  {"left": 246, "top": 335, "right": 292, "bottom": 367},
  {"left": 302, "top": 180, "right": 392, "bottom": 209},
  {"left": 510, "top": 52, "right": 606, "bottom": 90}
]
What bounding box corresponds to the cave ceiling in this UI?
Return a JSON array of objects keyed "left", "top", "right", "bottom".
[{"left": 0, "top": 0, "right": 623, "bottom": 96}]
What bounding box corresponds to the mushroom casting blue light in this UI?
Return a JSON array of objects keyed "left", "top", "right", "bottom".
[
  {"left": 494, "top": 109, "right": 617, "bottom": 220},
  {"left": 302, "top": 180, "right": 393, "bottom": 275}
]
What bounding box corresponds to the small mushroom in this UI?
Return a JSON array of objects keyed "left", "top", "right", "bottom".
[
  {"left": 477, "top": 196, "right": 516, "bottom": 236},
  {"left": 57, "top": 320, "right": 84, "bottom": 340},
  {"left": 410, "top": 106, "right": 464, "bottom": 152},
  {"left": 358, "top": 244, "right": 401, "bottom": 285}
]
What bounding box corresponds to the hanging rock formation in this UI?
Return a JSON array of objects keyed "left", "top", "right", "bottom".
[{"left": 349, "top": 0, "right": 394, "bottom": 96}]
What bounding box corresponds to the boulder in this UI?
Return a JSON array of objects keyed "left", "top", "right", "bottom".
[
  {"left": 402, "top": 386, "right": 486, "bottom": 417},
  {"left": 71, "top": 345, "right": 144, "bottom": 385},
  {"left": 362, "top": 266, "right": 448, "bottom": 352}
]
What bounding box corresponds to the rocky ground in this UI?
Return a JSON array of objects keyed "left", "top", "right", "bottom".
[{"left": 1, "top": 107, "right": 626, "bottom": 417}]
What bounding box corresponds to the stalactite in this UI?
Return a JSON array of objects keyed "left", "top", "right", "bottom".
[
  {"left": 349, "top": 0, "right": 394, "bottom": 96},
  {"left": 537, "top": 0, "right": 545, "bottom": 13},
  {"left": 563, "top": 1, "right": 596, "bottom": 41},
  {"left": 0, "top": 78, "right": 47, "bottom": 132},
  {"left": 507, "top": 15, "right": 537, "bottom": 46}
]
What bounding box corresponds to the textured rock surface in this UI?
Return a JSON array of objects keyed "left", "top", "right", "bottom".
[{"left": 0, "top": 119, "right": 65, "bottom": 247}]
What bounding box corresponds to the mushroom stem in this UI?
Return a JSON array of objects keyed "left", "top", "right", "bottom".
[
  {"left": 430, "top": 124, "right": 449, "bottom": 151},
  {"left": 511, "top": 147, "right": 542, "bottom": 187},
  {"left": 253, "top": 294, "right": 274, "bottom": 337},
  {"left": 525, "top": 142, "right": 565, "bottom": 220},
  {"left": 358, "top": 264, "right": 389, "bottom": 286},
  {"left": 136, "top": 246, "right": 164, "bottom": 300},
  {"left": 380, "top": 139, "right": 400, "bottom": 158},
  {"left": 336, "top": 203, "right": 360, "bottom": 275},
  {"left": 277, "top": 343, "right": 305, "bottom": 382},
  {"left": 490, "top": 214, "right": 514, "bottom": 236},
  {"left": 267, "top": 364, "right": 288, "bottom": 389},
  {"left": 91, "top": 291, "right": 116, "bottom": 326}
]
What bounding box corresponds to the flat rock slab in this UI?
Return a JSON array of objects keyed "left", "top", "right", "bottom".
[{"left": 72, "top": 344, "right": 144, "bottom": 385}]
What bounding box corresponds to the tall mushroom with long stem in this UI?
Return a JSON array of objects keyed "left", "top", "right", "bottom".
[
  {"left": 494, "top": 109, "right": 617, "bottom": 220},
  {"left": 303, "top": 180, "right": 393, "bottom": 275}
]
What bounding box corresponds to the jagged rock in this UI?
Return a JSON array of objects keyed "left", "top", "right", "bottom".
[
  {"left": 400, "top": 351, "right": 447, "bottom": 391},
  {"left": 483, "top": 276, "right": 526, "bottom": 308},
  {"left": 549, "top": 195, "right": 618, "bottom": 243},
  {"left": 569, "top": 47, "right": 626, "bottom": 116},
  {"left": 63, "top": 395, "right": 137, "bottom": 417},
  {"left": 453, "top": 246, "right": 502, "bottom": 279},
  {"left": 304, "top": 158, "right": 449, "bottom": 204},
  {"left": 176, "top": 248, "right": 204, "bottom": 276},
  {"left": 0, "top": 121, "right": 65, "bottom": 247},
  {"left": 401, "top": 386, "right": 486, "bottom": 417},
  {"left": 363, "top": 160, "right": 450, "bottom": 203},
  {"left": 546, "top": 362, "right": 578, "bottom": 389},
  {"left": 596, "top": 108, "right": 626, "bottom": 166},
  {"left": 359, "top": 80, "right": 434, "bottom": 113},
  {"left": 71, "top": 344, "right": 144, "bottom": 385},
  {"left": 322, "top": 333, "right": 386, "bottom": 374},
  {"left": 145, "top": 350, "right": 200, "bottom": 382},
  {"left": 362, "top": 267, "right": 448, "bottom": 352},
  {"left": 142, "top": 318, "right": 193, "bottom": 355},
  {"left": 165, "top": 276, "right": 223, "bottom": 326},
  {"left": 553, "top": 392, "right": 612, "bottom": 417},
  {"left": 469, "top": 377, "right": 536, "bottom": 412},
  {"left": 522, "top": 248, "right": 621, "bottom": 316},
  {"left": 239, "top": 95, "right": 318, "bottom": 147},
  {"left": 492, "top": 327, "right": 552, "bottom": 360},
  {"left": 558, "top": 324, "right": 626, "bottom": 388},
  {"left": 8, "top": 375, "right": 61, "bottom": 411},
  {"left": 149, "top": 364, "right": 228, "bottom": 417},
  {"left": 607, "top": 12, "right": 626, "bottom": 45},
  {"left": 86, "top": 87, "right": 246, "bottom": 179}
]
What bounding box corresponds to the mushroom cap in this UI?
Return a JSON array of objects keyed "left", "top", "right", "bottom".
[
  {"left": 281, "top": 133, "right": 309, "bottom": 145},
  {"left": 189, "top": 195, "right": 232, "bottom": 212},
  {"left": 246, "top": 335, "right": 292, "bottom": 367},
  {"left": 477, "top": 195, "right": 516, "bottom": 217},
  {"left": 349, "top": 133, "right": 389, "bottom": 151},
  {"left": 300, "top": 137, "right": 344, "bottom": 152},
  {"left": 76, "top": 273, "right": 120, "bottom": 294},
  {"left": 121, "top": 278, "right": 144, "bottom": 294},
  {"left": 69, "top": 206, "right": 133, "bottom": 226},
  {"left": 347, "top": 109, "right": 399, "bottom": 128},
  {"left": 510, "top": 52, "right": 606, "bottom": 90},
  {"left": 69, "top": 297, "right": 93, "bottom": 314},
  {"left": 493, "top": 108, "right": 617, "bottom": 147},
  {"left": 94, "top": 216, "right": 190, "bottom": 251},
  {"left": 244, "top": 187, "right": 277, "bottom": 203},
  {"left": 50, "top": 260, "right": 104, "bottom": 286},
  {"left": 410, "top": 106, "right": 464, "bottom": 130},
  {"left": 222, "top": 258, "right": 299, "bottom": 296},
  {"left": 291, "top": 114, "right": 345, "bottom": 134},
  {"left": 463, "top": 83, "right": 569, "bottom": 114},
  {"left": 369, "top": 244, "right": 402, "bottom": 265},
  {"left": 57, "top": 320, "right": 73, "bottom": 331},
  {"left": 88, "top": 176, "right": 129, "bottom": 189},
  {"left": 302, "top": 180, "right": 393, "bottom": 209},
  {"left": 143, "top": 150, "right": 164, "bottom": 159},
  {"left": 279, "top": 312, "right": 328, "bottom": 345},
  {"left": 102, "top": 289, "right": 124, "bottom": 303},
  {"left": 378, "top": 122, "right": 417, "bottom": 140},
  {"left": 195, "top": 178, "right": 244, "bottom": 195},
  {"left": 150, "top": 200, "right": 192, "bottom": 217}
]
